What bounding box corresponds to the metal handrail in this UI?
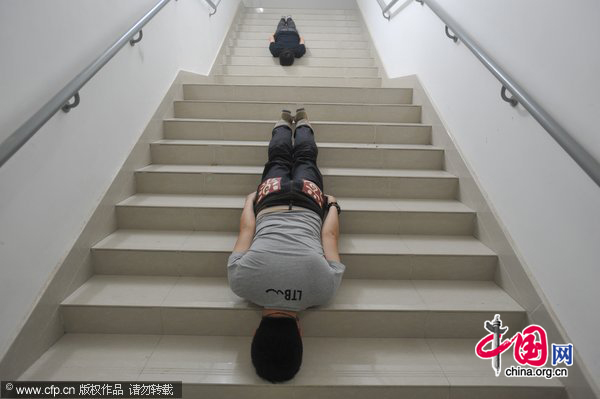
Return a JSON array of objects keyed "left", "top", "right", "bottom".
[
  {"left": 380, "top": 0, "right": 400, "bottom": 20},
  {"left": 205, "top": 0, "right": 221, "bottom": 16},
  {"left": 380, "top": 0, "right": 600, "bottom": 187},
  {"left": 0, "top": 0, "right": 173, "bottom": 168}
]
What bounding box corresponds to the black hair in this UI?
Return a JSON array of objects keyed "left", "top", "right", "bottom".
[
  {"left": 251, "top": 316, "right": 303, "bottom": 383},
  {"left": 279, "top": 49, "right": 295, "bottom": 66}
]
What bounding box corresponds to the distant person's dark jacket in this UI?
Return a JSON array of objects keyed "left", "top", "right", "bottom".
[{"left": 269, "top": 31, "right": 306, "bottom": 58}]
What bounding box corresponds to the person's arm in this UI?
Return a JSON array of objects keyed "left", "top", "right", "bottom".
[
  {"left": 269, "top": 41, "right": 282, "bottom": 57},
  {"left": 233, "top": 192, "right": 257, "bottom": 253},
  {"left": 295, "top": 43, "right": 306, "bottom": 58},
  {"left": 299, "top": 35, "right": 305, "bottom": 45},
  {"left": 269, "top": 33, "right": 275, "bottom": 43},
  {"left": 321, "top": 195, "right": 340, "bottom": 262}
]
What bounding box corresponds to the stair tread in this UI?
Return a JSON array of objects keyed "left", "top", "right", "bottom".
[
  {"left": 136, "top": 164, "right": 456, "bottom": 178},
  {"left": 164, "top": 118, "right": 427, "bottom": 127},
  {"left": 212, "top": 74, "right": 381, "bottom": 79},
  {"left": 117, "top": 193, "right": 473, "bottom": 213},
  {"left": 19, "top": 333, "right": 562, "bottom": 390},
  {"left": 244, "top": 8, "right": 359, "bottom": 14},
  {"left": 175, "top": 99, "right": 413, "bottom": 107},
  {"left": 152, "top": 139, "right": 438, "bottom": 150},
  {"left": 181, "top": 83, "right": 405, "bottom": 91},
  {"left": 61, "top": 275, "right": 521, "bottom": 312},
  {"left": 93, "top": 230, "right": 494, "bottom": 256}
]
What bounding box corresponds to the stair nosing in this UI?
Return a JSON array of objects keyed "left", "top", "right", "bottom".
[
  {"left": 163, "top": 118, "right": 427, "bottom": 127},
  {"left": 92, "top": 229, "right": 495, "bottom": 256},
  {"left": 211, "top": 74, "right": 381, "bottom": 79},
  {"left": 135, "top": 164, "right": 456, "bottom": 178},
  {"left": 219, "top": 63, "right": 378, "bottom": 69},
  {"left": 151, "top": 139, "right": 440, "bottom": 150},
  {"left": 60, "top": 275, "right": 522, "bottom": 313},
  {"left": 116, "top": 193, "right": 473, "bottom": 213},
  {"left": 174, "top": 100, "right": 420, "bottom": 108}
]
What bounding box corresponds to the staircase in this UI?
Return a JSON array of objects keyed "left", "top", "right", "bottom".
[{"left": 19, "top": 7, "right": 566, "bottom": 398}]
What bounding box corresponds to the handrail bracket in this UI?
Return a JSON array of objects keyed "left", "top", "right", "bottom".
[
  {"left": 62, "top": 93, "right": 80, "bottom": 113},
  {"left": 501, "top": 86, "right": 518, "bottom": 107},
  {"left": 445, "top": 26, "right": 458, "bottom": 43},
  {"left": 129, "top": 30, "right": 143, "bottom": 46}
]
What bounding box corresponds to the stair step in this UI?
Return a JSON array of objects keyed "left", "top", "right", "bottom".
[
  {"left": 60, "top": 275, "right": 523, "bottom": 337},
  {"left": 224, "top": 54, "right": 375, "bottom": 67},
  {"left": 232, "top": 38, "right": 368, "bottom": 50},
  {"left": 164, "top": 119, "right": 430, "bottom": 144},
  {"left": 19, "top": 334, "right": 563, "bottom": 398},
  {"left": 134, "top": 164, "right": 457, "bottom": 199},
  {"left": 243, "top": 13, "right": 358, "bottom": 21},
  {"left": 241, "top": 17, "right": 361, "bottom": 27},
  {"left": 173, "top": 101, "right": 421, "bottom": 123},
  {"left": 92, "top": 230, "right": 497, "bottom": 280},
  {"left": 217, "top": 64, "right": 379, "bottom": 78},
  {"left": 116, "top": 194, "right": 474, "bottom": 235},
  {"left": 182, "top": 85, "right": 411, "bottom": 104},
  {"left": 149, "top": 139, "right": 442, "bottom": 170},
  {"left": 244, "top": 8, "right": 358, "bottom": 15},
  {"left": 236, "top": 24, "right": 364, "bottom": 34},
  {"left": 235, "top": 31, "right": 366, "bottom": 42},
  {"left": 227, "top": 46, "right": 372, "bottom": 58},
  {"left": 208, "top": 75, "right": 382, "bottom": 87}
]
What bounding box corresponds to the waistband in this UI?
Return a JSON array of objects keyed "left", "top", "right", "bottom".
[{"left": 256, "top": 204, "right": 312, "bottom": 220}]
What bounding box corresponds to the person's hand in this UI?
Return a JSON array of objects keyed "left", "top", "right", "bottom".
[
  {"left": 299, "top": 36, "right": 305, "bottom": 45},
  {"left": 325, "top": 194, "right": 336, "bottom": 203},
  {"left": 269, "top": 34, "right": 275, "bottom": 43},
  {"left": 247, "top": 191, "right": 257, "bottom": 202}
]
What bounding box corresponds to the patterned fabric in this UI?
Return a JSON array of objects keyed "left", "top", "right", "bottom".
[
  {"left": 301, "top": 179, "right": 324, "bottom": 208},
  {"left": 256, "top": 177, "right": 282, "bottom": 205}
]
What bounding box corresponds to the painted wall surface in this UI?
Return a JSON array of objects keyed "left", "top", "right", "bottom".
[
  {"left": 357, "top": 0, "right": 600, "bottom": 389},
  {"left": 0, "top": 0, "right": 240, "bottom": 363}
]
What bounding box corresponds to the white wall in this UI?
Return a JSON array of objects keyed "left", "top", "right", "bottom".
[
  {"left": 0, "top": 0, "right": 240, "bottom": 364},
  {"left": 357, "top": 0, "right": 600, "bottom": 389}
]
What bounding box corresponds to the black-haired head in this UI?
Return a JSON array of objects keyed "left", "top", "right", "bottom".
[
  {"left": 279, "top": 49, "right": 295, "bottom": 66},
  {"left": 251, "top": 316, "right": 303, "bottom": 383}
]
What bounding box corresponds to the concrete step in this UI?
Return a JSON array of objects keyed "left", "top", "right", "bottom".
[
  {"left": 236, "top": 24, "right": 364, "bottom": 34},
  {"left": 163, "top": 119, "right": 430, "bottom": 145},
  {"left": 182, "top": 84, "right": 410, "bottom": 104},
  {"left": 216, "top": 64, "right": 379, "bottom": 78},
  {"left": 134, "top": 164, "right": 458, "bottom": 199},
  {"left": 173, "top": 101, "right": 421, "bottom": 123},
  {"left": 232, "top": 38, "right": 369, "bottom": 50},
  {"left": 116, "top": 194, "right": 474, "bottom": 235},
  {"left": 243, "top": 13, "right": 358, "bottom": 21},
  {"left": 227, "top": 46, "right": 372, "bottom": 58},
  {"left": 240, "top": 18, "right": 362, "bottom": 27},
  {"left": 149, "top": 139, "right": 442, "bottom": 170},
  {"left": 235, "top": 30, "right": 366, "bottom": 42},
  {"left": 19, "top": 334, "right": 564, "bottom": 398},
  {"left": 92, "top": 230, "right": 497, "bottom": 280},
  {"left": 60, "top": 275, "right": 523, "bottom": 338},
  {"left": 244, "top": 8, "right": 359, "bottom": 15},
  {"left": 207, "top": 74, "right": 382, "bottom": 87},
  {"left": 224, "top": 54, "right": 375, "bottom": 67}
]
